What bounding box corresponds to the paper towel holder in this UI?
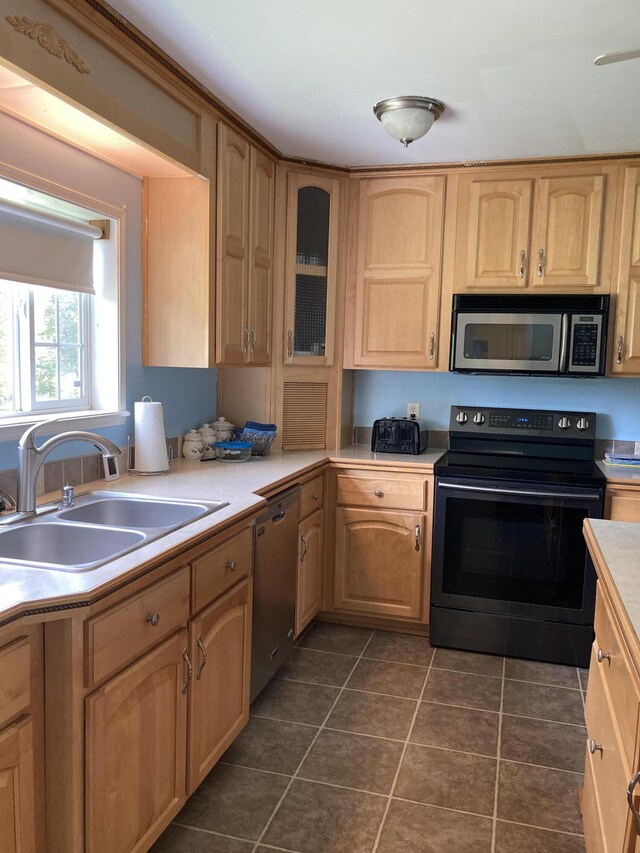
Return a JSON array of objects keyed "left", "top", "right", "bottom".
[{"left": 128, "top": 397, "right": 170, "bottom": 477}]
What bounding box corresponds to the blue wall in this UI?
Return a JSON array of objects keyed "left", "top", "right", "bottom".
[
  {"left": 0, "top": 114, "right": 217, "bottom": 471},
  {"left": 354, "top": 371, "right": 640, "bottom": 440}
]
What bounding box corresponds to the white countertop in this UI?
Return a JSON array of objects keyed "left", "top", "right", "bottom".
[
  {"left": 597, "top": 460, "right": 640, "bottom": 485},
  {"left": 586, "top": 518, "right": 640, "bottom": 652},
  {"left": 0, "top": 446, "right": 444, "bottom": 626}
]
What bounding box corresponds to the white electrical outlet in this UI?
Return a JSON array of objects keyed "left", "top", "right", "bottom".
[{"left": 407, "top": 402, "right": 421, "bottom": 420}]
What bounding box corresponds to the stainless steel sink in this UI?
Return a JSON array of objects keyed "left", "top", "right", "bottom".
[
  {"left": 0, "top": 521, "right": 145, "bottom": 570},
  {"left": 0, "top": 491, "right": 228, "bottom": 571},
  {"left": 58, "top": 495, "right": 219, "bottom": 529}
]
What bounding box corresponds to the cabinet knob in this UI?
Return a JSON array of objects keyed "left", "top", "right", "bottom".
[
  {"left": 226, "top": 560, "right": 237, "bottom": 571},
  {"left": 146, "top": 613, "right": 160, "bottom": 627},
  {"left": 596, "top": 648, "right": 611, "bottom": 664},
  {"left": 311, "top": 493, "right": 319, "bottom": 501},
  {"left": 374, "top": 489, "right": 383, "bottom": 497},
  {"left": 588, "top": 738, "right": 603, "bottom": 755}
]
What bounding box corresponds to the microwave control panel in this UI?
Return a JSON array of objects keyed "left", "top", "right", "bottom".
[{"left": 569, "top": 314, "right": 603, "bottom": 371}]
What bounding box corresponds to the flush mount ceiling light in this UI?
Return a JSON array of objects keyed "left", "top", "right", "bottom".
[{"left": 373, "top": 96, "right": 445, "bottom": 148}]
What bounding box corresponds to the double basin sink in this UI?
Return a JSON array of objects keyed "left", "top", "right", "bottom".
[{"left": 0, "top": 491, "right": 229, "bottom": 571}]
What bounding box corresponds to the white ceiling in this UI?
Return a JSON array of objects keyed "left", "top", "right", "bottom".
[{"left": 106, "top": 0, "right": 640, "bottom": 168}]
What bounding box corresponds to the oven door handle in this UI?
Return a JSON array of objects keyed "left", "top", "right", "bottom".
[{"left": 438, "top": 482, "right": 601, "bottom": 501}]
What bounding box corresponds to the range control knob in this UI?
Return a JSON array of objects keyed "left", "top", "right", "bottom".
[
  {"left": 456, "top": 411, "right": 468, "bottom": 425},
  {"left": 558, "top": 417, "right": 571, "bottom": 430},
  {"left": 473, "top": 412, "right": 485, "bottom": 425},
  {"left": 576, "top": 417, "right": 590, "bottom": 432}
]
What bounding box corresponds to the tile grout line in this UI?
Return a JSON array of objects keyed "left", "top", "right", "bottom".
[
  {"left": 490, "top": 656, "right": 506, "bottom": 853},
  {"left": 249, "top": 630, "right": 377, "bottom": 853},
  {"left": 369, "top": 647, "right": 436, "bottom": 853}
]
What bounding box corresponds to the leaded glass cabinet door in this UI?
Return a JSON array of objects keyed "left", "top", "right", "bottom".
[{"left": 284, "top": 173, "right": 339, "bottom": 365}]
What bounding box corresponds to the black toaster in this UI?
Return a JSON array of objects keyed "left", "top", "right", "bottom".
[{"left": 371, "top": 417, "right": 427, "bottom": 454}]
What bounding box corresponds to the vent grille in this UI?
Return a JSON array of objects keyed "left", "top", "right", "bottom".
[{"left": 283, "top": 382, "right": 328, "bottom": 450}]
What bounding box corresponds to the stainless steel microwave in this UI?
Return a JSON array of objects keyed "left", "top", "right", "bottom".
[{"left": 450, "top": 294, "right": 609, "bottom": 376}]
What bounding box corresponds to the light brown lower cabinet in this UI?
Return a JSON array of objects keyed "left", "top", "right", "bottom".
[
  {"left": 0, "top": 717, "right": 37, "bottom": 853},
  {"left": 295, "top": 507, "right": 324, "bottom": 636},
  {"left": 85, "top": 630, "right": 188, "bottom": 853},
  {"left": 605, "top": 486, "right": 640, "bottom": 523},
  {"left": 0, "top": 626, "right": 44, "bottom": 853},
  {"left": 582, "top": 582, "right": 640, "bottom": 852},
  {"left": 333, "top": 507, "right": 425, "bottom": 619},
  {"left": 188, "top": 578, "right": 252, "bottom": 792}
]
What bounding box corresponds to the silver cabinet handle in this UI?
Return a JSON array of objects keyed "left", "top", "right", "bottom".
[
  {"left": 597, "top": 648, "right": 611, "bottom": 664},
  {"left": 617, "top": 335, "right": 624, "bottom": 365},
  {"left": 226, "top": 559, "right": 237, "bottom": 572},
  {"left": 250, "top": 324, "right": 257, "bottom": 352},
  {"left": 519, "top": 249, "right": 526, "bottom": 279},
  {"left": 429, "top": 332, "right": 436, "bottom": 360},
  {"left": 627, "top": 770, "right": 640, "bottom": 835},
  {"left": 242, "top": 324, "right": 250, "bottom": 353},
  {"left": 374, "top": 489, "right": 383, "bottom": 498},
  {"left": 300, "top": 533, "right": 308, "bottom": 562},
  {"left": 196, "top": 635, "right": 207, "bottom": 680},
  {"left": 537, "top": 248, "right": 544, "bottom": 277},
  {"left": 146, "top": 613, "right": 160, "bottom": 627},
  {"left": 415, "top": 524, "right": 421, "bottom": 552},
  {"left": 588, "top": 738, "right": 603, "bottom": 755},
  {"left": 181, "top": 648, "right": 193, "bottom": 694},
  {"left": 287, "top": 329, "right": 293, "bottom": 358}
]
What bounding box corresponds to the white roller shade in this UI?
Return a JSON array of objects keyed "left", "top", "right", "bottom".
[{"left": 0, "top": 198, "right": 101, "bottom": 294}]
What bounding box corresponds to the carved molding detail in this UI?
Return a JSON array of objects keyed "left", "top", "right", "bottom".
[{"left": 5, "top": 15, "right": 90, "bottom": 74}]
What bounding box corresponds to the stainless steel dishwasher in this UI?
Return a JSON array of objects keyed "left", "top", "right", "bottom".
[{"left": 250, "top": 485, "right": 299, "bottom": 703}]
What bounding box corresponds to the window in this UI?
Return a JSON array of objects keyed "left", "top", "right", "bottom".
[
  {"left": 0, "top": 283, "right": 89, "bottom": 415},
  {"left": 0, "top": 174, "right": 124, "bottom": 434}
]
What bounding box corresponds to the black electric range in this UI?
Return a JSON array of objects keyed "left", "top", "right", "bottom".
[{"left": 430, "top": 406, "right": 605, "bottom": 668}]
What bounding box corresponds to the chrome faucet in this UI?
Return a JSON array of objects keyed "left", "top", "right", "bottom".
[{"left": 16, "top": 421, "right": 121, "bottom": 514}]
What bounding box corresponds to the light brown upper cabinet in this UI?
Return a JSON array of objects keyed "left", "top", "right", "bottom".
[
  {"left": 284, "top": 172, "right": 340, "bottom": 366},
  {"left": 350, "top": 175, "right": 446, "bottom": 369},
  {"left": 217, "top": 124, "right": 274, "bottom": 365},
  {"left": 455, "top": 167, "right": 616, "bottom": 292},
  {"left": 611, "top": 165, "right": 640, "bottom": 375}
]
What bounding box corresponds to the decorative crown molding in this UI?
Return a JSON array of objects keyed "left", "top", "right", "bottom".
[{"left": 5, "top": 15, "right": 90, "bottom": 74}]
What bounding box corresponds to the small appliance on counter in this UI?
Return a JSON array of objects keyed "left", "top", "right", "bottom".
[{"left": 371, "top": 417, "right": 427, "bottom": 454}]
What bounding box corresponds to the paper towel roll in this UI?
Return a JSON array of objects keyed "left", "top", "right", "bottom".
[{"left": 134, "top": 397, "right": 169, "bottom": 473}]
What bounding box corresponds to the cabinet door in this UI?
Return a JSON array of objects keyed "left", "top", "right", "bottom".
[
  {"left": 247, "top": 149, "right": 275, "bottom": 365},
  {"left": 531, "top": 174, "right": 604, "bottom": 288},
  {"left": 334, "top": 507, "right": 424, "bottom": 619},
  {"left": 284, "top": 172, "right": 340, "bottom": 365},
  {"left": 188, "top": 578, "right": 251, "bottom": 793},
  {"left": 605, "top": 487, "right": 640, "bottom": 522},
  {"left": 296, "top": 508, "right": 324, "bottom": 636},
  {"left": 217, "top": 124, "right": 250, "bottom": 364},
  {"left": 85, "top": 631, "right": 188, "bottom": 853},
  {"left": 611, "top": 166, "right": 640, "bottom": 375},
  {"left": 462, "top": 177, "right": 533, "bottom": 289},
  {"left": 0, "top": 718, "right": 36, "bottom": 853},
  {"left": 353, "top": 176, "right": 445, "bottom": 368}
]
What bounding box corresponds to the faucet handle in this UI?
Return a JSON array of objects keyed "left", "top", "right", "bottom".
[
  {"left": 19, "top": 417, "right": 65, "bottom": 450},
  {"left": 61, "top": 484, "right": 75, "bottom": 508}
]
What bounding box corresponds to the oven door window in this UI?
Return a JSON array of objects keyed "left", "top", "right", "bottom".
[
  {"left": 439, "top": 492, "right": 589, "bottom": 611},
  {"left": 453, "top": 312, "right": 562, "bottom": 372}
]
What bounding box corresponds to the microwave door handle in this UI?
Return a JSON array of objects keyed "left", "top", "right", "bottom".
[{"left": 559, "top": 314, "right": 570, "bottom": 373}]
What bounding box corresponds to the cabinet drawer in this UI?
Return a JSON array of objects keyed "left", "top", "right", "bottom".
[
  {"left": 606, "top": 488, "right": 640, "bottom": 523},
  {"left": 585, "top": 649, "right": 634, "bottom": 853},
  {"left": 336, "top": 471, "right": 427, "bottom": 511},
  {"left": 594, "top": 588, "right": 640, "bottom": 770},
  {"left": 0, "top": 637, "right": 30, "bottom": 727},
  {"left": 300, "top": 475, "right": 324, "bottom": 520},
  {"left": 86, "top": 567, "right": 190, "bottom": 686},
  {"left": 192, "top": 527, "right": 253, "bottom": 612}
]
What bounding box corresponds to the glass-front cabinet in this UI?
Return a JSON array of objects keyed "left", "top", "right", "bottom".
[{"left": 284, "top": 172, "right": 339, "bottom": 365}]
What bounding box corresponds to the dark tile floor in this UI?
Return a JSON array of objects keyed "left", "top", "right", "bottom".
[{"left": 152, "top": 623, "right": 588, "bottom": 852}]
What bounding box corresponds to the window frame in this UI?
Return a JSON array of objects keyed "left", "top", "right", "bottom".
[{"left": 0, "top": 163, "right": 128, "bottom": 441}]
